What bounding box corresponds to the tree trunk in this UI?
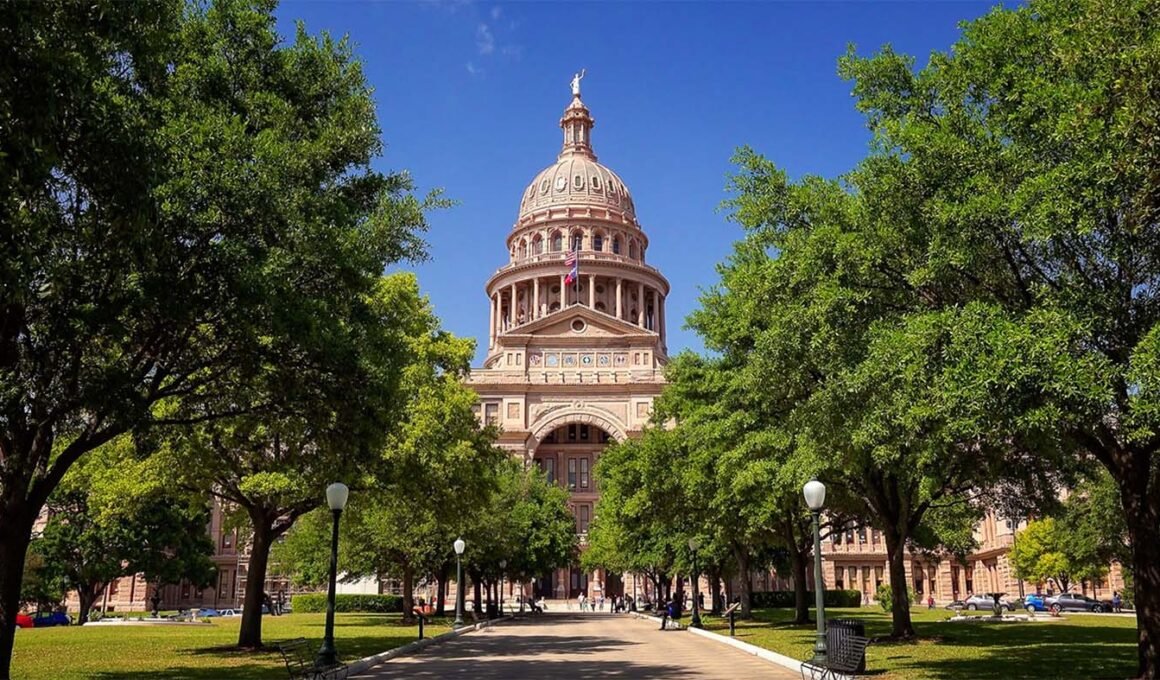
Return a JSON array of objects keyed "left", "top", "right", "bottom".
[
  {"left": 0, "top": 505, "right": 33, "bottom": 680},
  {"left": 883, "top": 525, "right": 916, "bottom": 639},
  {"left": 472, "top": 575, "right": 482, "bottom": 614},
  {"left": 709, "top": 566, "right": 723, "bottom": 615},
  {"left": 1123, "top": 483, "right": 1160, "bottom": 679},
  {"left": 238, "top": 518, "right": 274, "bottom": 649},
  {"left": 401, "top": 563, "right": 415, "bottom": 624},
  {"left": 790, "top": 545, "right": 810, "bottom": 624},
  {"left": 75, "top": 583, "right": 102, "bottom": 627},
  {"left": 734, "top": 545, "right": 752, "bottom": 618},
  {"left": 435, "top": 563, "right": 448, "bottom": 616}
]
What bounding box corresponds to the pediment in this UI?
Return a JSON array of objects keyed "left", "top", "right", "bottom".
[{"left": 505, "top": 306, "right": 655, "bottom": 340}]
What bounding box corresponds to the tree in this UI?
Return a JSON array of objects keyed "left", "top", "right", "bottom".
[
  {"left": 32, "top": 438, "right": 215, "bottom": 624},
  {"left": 1009, "top": 518, "right": 1107, "bottom": 595},
  {"left": 0, "top": 0, "right": 435, "bottom": 673}
]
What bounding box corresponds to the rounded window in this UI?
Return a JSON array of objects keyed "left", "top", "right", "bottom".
[{"left": 571, "top": 319, "right": 587, "bottom": 333}]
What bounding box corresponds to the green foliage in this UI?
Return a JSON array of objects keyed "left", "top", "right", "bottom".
[
  {"left": 751, "top": 590, "right": 862, "bottom": 609},
  {"left": 290, "top": 594, "right": 403, "bottom": 614},
  {"left": 876, "top": 584, "right": 916, "bottom": 613},
  {"left": 1010, "top": 517, "right": 1108, "bottom": 594}
]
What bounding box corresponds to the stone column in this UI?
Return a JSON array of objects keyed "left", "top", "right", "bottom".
[
  {"left": 510, "top": 282, "right": 517, "bottom": 325},
  {"left": 560, "top": 274, "right": 566, "bottom": 306},
  {"left": 637, "top": 282, "right": 645, "bottom": 327},
  {"left": 588, "top": 274, "right": 595, "bottom": 308},
  {"left": 533, "top": 278, "right": 540, "bottom": 320},
  {"left": 658, "top": 293, "right": 665, "bottom": 344},
  {"left": 615, "top": 278, "right": 623, "bottom": 319},
  {"left": 488, "top": 291, "right": 496, "bottom": 348}
]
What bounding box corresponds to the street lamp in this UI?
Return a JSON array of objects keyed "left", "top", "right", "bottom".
[
  {"left": 453, "top": 538, "right": 466, "bottom": 627},
  {"left": 803, "top": 479, "right": 827, "bottom": 665},
  {"left": 316, "top": 482, "right": 349, "bottom": 668},
  {"left": 688, "top": 536, "right": 703, "bottom": 629},
  {"left": 499, "top": 560, "right": 507, "bottom": 616}
]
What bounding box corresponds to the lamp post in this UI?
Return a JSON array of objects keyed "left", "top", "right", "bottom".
[
  {"left": 688, "top": 536, "right": 703, "bottom": 629},
  {"left": 803, "top": 479, "right": 827, "bottom": 665},
  {"left": 316, "top": 482, "right": 349, "bottom": 668},
  {"left": 453, "top": 538, "right": 466, "bottom": 627},
  {"left": 499, "top": 560, "right": 507, "bottom": 616}
]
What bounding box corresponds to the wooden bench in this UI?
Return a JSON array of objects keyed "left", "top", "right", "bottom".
[
  {"left": 800, "top": 635, "right": 870, "bottom": 680},
  {"left": 275, "top": 638, "right": 348, "bottom": 680}
]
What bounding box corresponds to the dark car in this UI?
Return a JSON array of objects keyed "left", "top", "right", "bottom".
[
  {"left": 1046, "top": 592, "right": 1110, "bottom": 613},
  {"left": 30, "top": 611, "right": 71, "bottom": 627}
]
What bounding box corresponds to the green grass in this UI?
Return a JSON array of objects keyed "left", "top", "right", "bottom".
[
  {"left": 12, "top": 612, "right": 451, "bottom": 680},
  {"left": 701, "top": 607, "right": 1138, "bottom": 679}
]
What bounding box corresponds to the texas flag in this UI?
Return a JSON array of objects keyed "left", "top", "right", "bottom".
[{"left": 564, "top": 249, "right": 579, "bottom": 284}]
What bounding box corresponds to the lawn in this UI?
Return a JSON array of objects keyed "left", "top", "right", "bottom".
[
  {"left": 701, "top": 607, "right": 1138, "bottom": 679},
  {"left": 11, "top": 612, "right": 451, "bottom": 680}
]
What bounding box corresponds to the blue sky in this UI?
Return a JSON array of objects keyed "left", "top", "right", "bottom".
[{"left": 274, "top": 1, "right": 998, "bottom": 363}]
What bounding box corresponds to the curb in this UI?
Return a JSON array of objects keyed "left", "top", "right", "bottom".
[
  {"left": 345, "top": 615, "right": 512, "bottom": 676},
  {"left": 630, "top": 612, "right": 803, "bottom": 675}
]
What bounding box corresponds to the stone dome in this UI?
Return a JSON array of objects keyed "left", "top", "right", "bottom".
[
  {"left": 519, "top": 156, "right": 636, "bottom": 220},
  {"left": 517, "top": 93, "right": 637, "bottom": 223}
]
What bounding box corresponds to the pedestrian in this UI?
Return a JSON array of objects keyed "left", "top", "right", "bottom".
[
  {"left": 1113, "top": 591, "right": 1123, "bottom": 613},
  {"left": 927, "top": 594, "right": 935, "bottom": 610},
  {"left": 659, "top": 597, "right": 670, "bottom": 630}
]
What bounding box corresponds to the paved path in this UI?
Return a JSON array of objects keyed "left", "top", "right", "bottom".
[{"left": 352, "top": 612, "right": 798, "bottom": 679}]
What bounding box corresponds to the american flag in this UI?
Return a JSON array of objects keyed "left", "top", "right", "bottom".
[{"left": 564, "top": 249, "right": 579, "bottom": 284}]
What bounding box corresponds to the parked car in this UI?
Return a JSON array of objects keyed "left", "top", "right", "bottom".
[
  {"left": 196, "top": 608, "right": 222, "bottom": 618},
  {"left": 949, "top": 594, "right": 1015, "bottom": 612},
  {"left": 31, "top": 611, "right": 71, "bottom": 627},
  {"left": 1046, "top": 592, "right": 1111, "bottom": 613},
  {"left": 14, "top": 614, "right": 33, "bottom": 629},
  {"left": 1021, "top": 594, "right": 1048, "bottom": 612}
]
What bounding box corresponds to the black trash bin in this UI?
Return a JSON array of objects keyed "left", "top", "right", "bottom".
[{"left": 826, "top": 618, "right": 867, "bottom": 672}]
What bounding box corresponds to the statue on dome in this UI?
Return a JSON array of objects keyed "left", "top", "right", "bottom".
[{"left": 571, "top": 69, "right": 585, "bottom": 97}]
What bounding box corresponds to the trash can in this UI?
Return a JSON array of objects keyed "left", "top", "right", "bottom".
[{"left": 827, "top": 618, "right": 867, "bottom": 672}]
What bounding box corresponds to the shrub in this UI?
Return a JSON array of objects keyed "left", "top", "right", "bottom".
[
  {"left": 749, "top": 590, "right": 861, "bottom": 609},
  {"left": 875, "top": 584, "right": 917, "bottom": 612},
  {"left": 290, "top": 593, "right": 403, "bottom": 613}
]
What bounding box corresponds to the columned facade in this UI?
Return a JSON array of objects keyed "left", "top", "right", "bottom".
[{"left": 468, "top": 83, "right": 668, "bottom": 601}]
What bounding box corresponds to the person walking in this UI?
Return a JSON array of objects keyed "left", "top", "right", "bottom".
[
  {"left": 659, "top": 597, "right": 671, "bottom": 630},
  {"left": 1113, "top": 591, "right": 1123, "bottom": 613}
]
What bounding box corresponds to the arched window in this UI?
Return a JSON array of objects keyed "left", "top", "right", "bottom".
[
  {"left": 519, "top": 239, "right": 528, "bottom": 259},
  {"left": 629, "top": 240, "right": 638, "bottom": 259},
  {"left": 571, "top": 230, "right": 583, "bottom": 252},
  {"left": 640, "top": 245, "right": 645, "bottom": 263},
  {"left": 551, "top": 231, "right": 563, "bottom": 252},
  {"left": 532, "top": 234, "right": 544, "bottom": 255},
  {"left": 612, "top": 236, "right": 621, "bottom": 255},
  {"left": 593, "top": 232, "right": 604, "bottom": 252}
]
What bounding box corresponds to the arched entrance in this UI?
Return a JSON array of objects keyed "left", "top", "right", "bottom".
[{"left": 529, "top": 420, "right": 621, "bottom": 601}]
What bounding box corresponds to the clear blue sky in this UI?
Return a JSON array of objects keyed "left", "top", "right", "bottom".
[{"left": 274, "top": 1, "right": 999, "bottom": 364}]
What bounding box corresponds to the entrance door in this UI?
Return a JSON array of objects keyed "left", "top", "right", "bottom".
[
  {"left": 605, "top": 572, "right": 624, "bottom": 598},
  {"left": 569, "top": 568, "right": 588, "bottom": 598}
]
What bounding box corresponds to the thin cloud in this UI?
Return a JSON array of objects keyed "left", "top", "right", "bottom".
[
  {"left": 490, "top": 6, "right": 502, "bottom": 21},
  {"left": 476, "top": 23, "right": 495, "bottom": 55},
  {"left": 466, "top": 61, "right": 483, "bottom": 76}
]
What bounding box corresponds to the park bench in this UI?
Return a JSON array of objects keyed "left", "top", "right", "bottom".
[
  {"left": 800, "top": 634, "right": 871, "bottom": 680},
  {"left": 275, "top": 638, "right": 348, "bottom": 680}
]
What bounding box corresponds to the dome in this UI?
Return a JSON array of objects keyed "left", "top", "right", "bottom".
[
  {"left": 516, "top": 92, "right": 637, "bottom": 224},
  {"left": 518, "top": 155, "right": 636, "bottom": 221}
]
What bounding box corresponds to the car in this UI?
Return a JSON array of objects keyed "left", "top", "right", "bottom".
[
  {"left": 15, "top": 614, "right": 33, "bottom": 629},
  {"left": 196, "top": 608, "right": 222, "bottom": 618},
  {"left": 1046, "top": 592, "right": 1111, "bottom": 613},
  {"left": 953, "top": 594, "right": 1015, "bottom": 612},
  {"left": 31, "top": 611, "right": 71, "bottom": 627},
  {"left": 1021, "top": 593, "right": 1048, "bottom": 612}
]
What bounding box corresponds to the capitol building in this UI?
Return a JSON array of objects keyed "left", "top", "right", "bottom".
[{"left": 466, "top": 77, "right": 668, "bottom": 601}]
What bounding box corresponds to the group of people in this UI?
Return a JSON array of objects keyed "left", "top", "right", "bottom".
[{"left": 572, "top": 592, "right": 638, "bottom": 612}]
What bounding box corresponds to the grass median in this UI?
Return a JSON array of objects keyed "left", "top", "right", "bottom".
[
  {"left": 11, "top": 612, "right": 452, "bottom": 680},
  {"left": 700, "top": 606, "right": 1137, "bottom": 679}
]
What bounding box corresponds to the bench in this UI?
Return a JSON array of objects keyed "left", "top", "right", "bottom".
[
  {"left": 801, "top": 635, "right": 870, "bottom": 680},
  {"left": 275, "top": 638, "right": 348, "bottom": 680}
]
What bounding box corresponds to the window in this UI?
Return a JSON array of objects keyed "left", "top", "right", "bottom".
[
  {"left": 612, "top": 237, "right": 621, "bottom": 255},
  {"left": 857, "top": 527, "right": 867, "bottom": 543},
  {"left": 543, "top": 458, "right": 556, "bottom": 484},
  {"left": 571, "top": 232, "right": 583, "bottom": 251},
  {"left": 629, "top": 241, "right": 638, "bottom": 259},
  {"left": 181, "top": 581, "right": 191, "bottom": 600},
  {"left": 222, "top": 529, "right": 233, "bottom": 550},
  {"left": 580, "top": 458, "right": 589, "bottom": 489},
  {"left": 871, "top": 529, "right": 880, "bottom": 544},
  {"left": 593, "top": 234, "right": 604, "bottom": 251},
  {"left": 484, "top": 403, "right": 499, "bottom": 426},
  {"left": 568, "top": 458, "right": 577, "bottom": 489},
  {"left": 580, "top": 425, "right": 589, "bottom": 441},
  {"left": 551, "top": 232, "right": 563, "bottom": 251},
  {"left": 219, "top": 571, "right": 231, "bottom": 594},
  {"left": 578, "top": 505, "right": 590, "bottom": 532},
  {"left": 836, "top": 576, "right": 844, "bottom": 590},
  {"left": 519, "top": 239, "right": 527, "bottom": 258},
  {"left": 833, "top": 531, "right": 842, "bottom": 545},
  {"left": 568, "top": 424, "right": 577, "bottom": 441},
  {"left": 845, "top": 529, "right": 855, "bottom": 544},
  {"left": 533, "top": 235, "right": 544, "bottom": 255}
]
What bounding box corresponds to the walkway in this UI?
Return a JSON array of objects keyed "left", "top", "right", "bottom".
[{"left": 352, "top": 612, "right": 798, "bottom": 679}]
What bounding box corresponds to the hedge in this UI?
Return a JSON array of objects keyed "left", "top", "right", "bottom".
[
  {"left": 290, "top": 593, "right": 403, "bottom": 613},
  {"left": 750, "top": 589, "right": 862, "bottom": 609}
]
